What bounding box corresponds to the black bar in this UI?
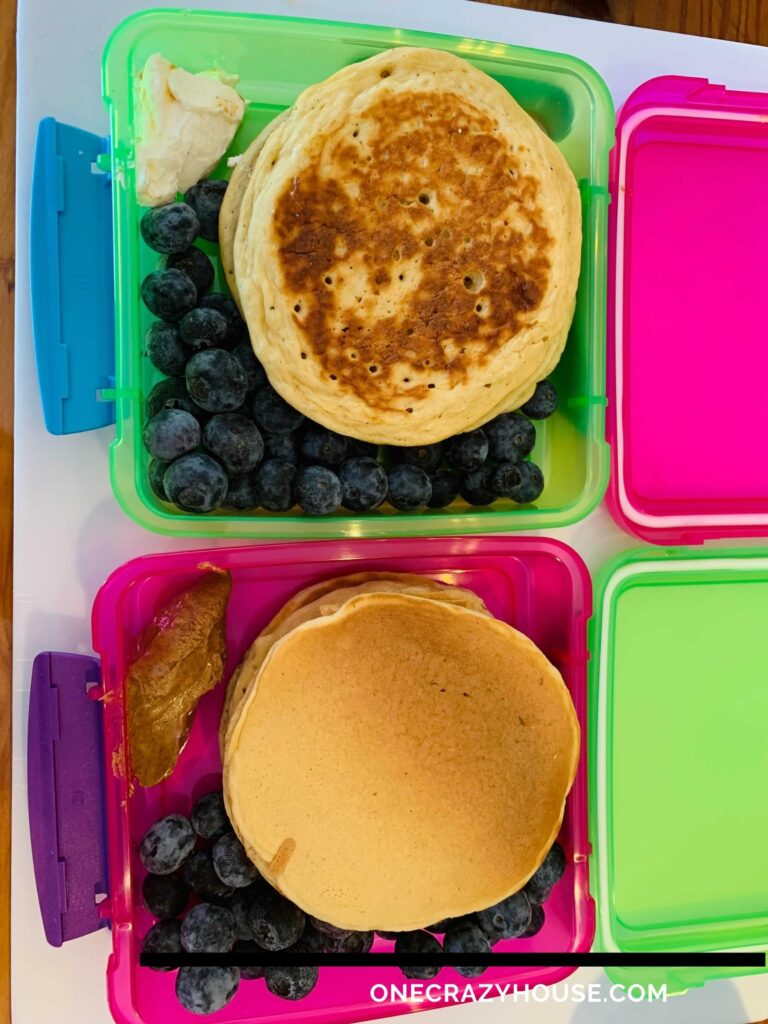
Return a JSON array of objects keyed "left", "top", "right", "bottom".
[{"left": 141, "top": 951, "right": 766, "bottom": 969}]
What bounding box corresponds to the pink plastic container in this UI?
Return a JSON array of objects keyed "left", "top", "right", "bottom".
[
  {"left": 31, "top": 537, "right": 594, "bottom": 1024},
  {"left": 607, "top": 76, "right": 768, "bottom": 544}
]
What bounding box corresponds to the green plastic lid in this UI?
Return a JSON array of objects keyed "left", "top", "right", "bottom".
[{"left": 589, "top": 547, "right": 768, "bottom": 993}]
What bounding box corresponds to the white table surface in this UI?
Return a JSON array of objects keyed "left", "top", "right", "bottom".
[{"left": 13, "top": 0, "right": 768, "bottom": 1021}]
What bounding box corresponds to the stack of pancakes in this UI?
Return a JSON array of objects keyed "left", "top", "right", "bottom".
[
  {"left": 220, "top": 47, "right": 581, "bottom": 446},
  {"left": 220, "top": 573, "right": 579, "bottom": 931}
]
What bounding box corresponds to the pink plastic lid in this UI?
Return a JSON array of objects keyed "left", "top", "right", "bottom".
[{"left": 607, "top": 76, "right": 768, "bottom": 544}]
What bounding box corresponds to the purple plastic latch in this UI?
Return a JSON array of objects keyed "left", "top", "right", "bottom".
[{"left": 28, "top": 652, "right": 110, "bottom": 946}]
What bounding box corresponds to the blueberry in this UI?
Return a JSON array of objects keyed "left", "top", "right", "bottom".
[
  {"left": 143, "top": 918, "right": 182, "bottom": 971},
  {"left": 230, "top": 885, "right": 262, "bottom": 941},
  {"left": 176, "top": 966, "right": 240, "bottom": 1015},
  {"left": 224, "top": 473, "right": 258, "bottom": 510},
  {"left": 443, "top": 921, "right": 490, "bottom": 977},
  {"left": 141, "top": 269, "right": 198, "bottom": 322},
  {"left": 143, "top": 409, "right": 201, "bottom": 461},
  {"left": 140, "top": 202, "right": 200, "bottom": 254},
  {"left": 181, "top": 849, "right": 235, "bottom": 902},
  {"left": 264, "top": 965, "right": 318, "bottom": 1001},
  {"left": 253, "top": 459, "right": 297, "bottom": 512},
  {"left": 235, "top": 940, "right": 266, "bottom": 980},
  {"left": 142, "top": 872, "right": 189, "bottom": 919},
  {"left": 521, "top": 380, "right": 558, "bottom": 420},
  {"left": 461, "top": 466, "right": 497, "bottom": 506},
  {"left": 166, "top": 247, "right": 215, "bottom": 299},
  {"left": 231, "top": 343, "right": 267, "bottom": 392},
  {"left": 200, "top": 293, "right": 246, "bottom": 347},
  {"left": 395, "top": 930, "right": 442, "bottom": 980},
  {"left": 191, "top": 791, "right": 229, "bottom": 839},
  {"left": 427, "top": 469, "right": 460, "bottom": 509},
  {"left": 297, "top": 922, "right": 329, "bottom": 952},
  {"left": 148, "top": 459, "right": 170, "bottom": 501},
  {"left": 346, "top": 438, "right": 379, "bottom": 460},
  {"left": 446, "top": 429, "right": 489, "bottom": 472},
  {"left": 524, "top": 842, "right": 566, "bottom": 905},
  {"left": 490, "top": 462, "right": 524, "bottom": 498},
  {"left": 252, "top": 386, "right": 305, "bottom": 434},
  {"left": 296, "top": 465, "right": 342, "bottom": 516},
  {"left": 139, "top": 815, "right": 196, "bottom": 875},
  {"left": 145, "top": 321, "right": 188, "bottom": 376},
  {"left": 424, "top": 920, "right": 452, "bottom": 934},
  {"left": 212, "top": 832, "right": 259, "bottom": 889},
  {"left": 475, "top": 891, "right": 532, "bottom": 943},
  {"left": 164, "top": 453, "right": 229, "bottom": 513},
  {"left": 250, "top": 890, "right": 305, "bottom": 950},
  {"left": 181, "top": 903, "right": 236, "bottom": 953},
  {"left": 399, "top": 443, "right": 444, "bottom": 474},
  {"left": 301, "top": 426, "right": 348, "bottom": 467},
  {"left": 146, "top": 377, "right": 203, "bottom": 421},
  {"left": 338, "top": 457, "right": 387, "bottom": 511},
  {"left": 308, "top": 916, "right": 373, "bottom": 952},
  {"left": 387, "top": 464, "right": 431, "bottom": 511},
  {"left": 202, "top": 413, "right": 264, "bottom": 474},
  {"left": 509, "top": 461, "right": 545, "bottom": 504},
  {"left": 180, "top": 308, "right": 229, "bottom": 350},
  {"left": 186, "top": 349, "right": 248, "bottom": 412},
  {"left": 264, "top": 431, "right": 299, "bottom": 465},
  {"left": 521, "top": 903, "right": 545, "bottom": 938},
  {"left": 485, "top": 412, "right": 535, "bottom": 463},
  {"left": 184, "top": 179, "right": 228, "bottom": 243}
]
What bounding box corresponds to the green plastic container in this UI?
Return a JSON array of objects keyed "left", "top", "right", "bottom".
[
  {"left": 102, "top": 8, "right": 612, "bottom": 538},
  {"left": 589, "top": 546, "right": 768, "bottom": 994}
]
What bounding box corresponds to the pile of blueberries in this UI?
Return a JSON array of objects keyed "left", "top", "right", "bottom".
[
  {"left": 140, "top": 791, "right": 566, "bottom": 1015},
  {"left": 139, "top": 181, "right": 557, "bottom": 517}
]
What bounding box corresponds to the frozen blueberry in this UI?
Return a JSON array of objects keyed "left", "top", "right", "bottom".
[
  {"left": 339, "top": 457, "right": 387, "bottom": 511},
  {"left": 231, "top": 343, "right": 267, "bottom": 392},
  {"left": 395, "top": 930, "right": 442, "bottom": 980},
  {"left": 143, "top": 408, "right": 201, "bottom": 462},
  {"left": 230, "top": 886, "right": 262, "bottom": 942},
  {"left": 145, "top": 321, "right": 188, "bottom": 376},
  {"left": 427, "top": 469, "right": 460, "bottom": 509},
  {"left": 142, "top": 872, "right": 189, "bottom": 919},
  {"left": 223, "top": 473, "right": 258, "bottom": 510},
  {"left": 184, "top": 179, "right": 228, "bottom": 243},
  {"left": 212, "top": 833, "right": 259, "bottom": 889},
  {"left": 180, "top": 308, "right": 229, "bottom": 351},
  {"left": 524, "top": 842, "right": 566, "bottom": 905},
  {"left": 142, "top": 918, "right": 182, "bottom": 971},
  {"left": 264, "top": 431, "right": 299, "bottom": 465},
  {"left": 186, "top": 349, "right": 248, "bottom": 412},
  {"left": 485, "top": 412, "right": 536, "bottom": 463},
  {"left": 387, "top": 464, "right": 431, "bottom": 511},
  {"left": 250, "top": 890, "right": 305, "bottom": 950},
  {"left": 139, "top": 814, "right": 196, "bottom": 875},
  {"left": 235, "top": 940, "right": 266, "bottom": 980},
  {"left": 424, "top": 920, "right": 452, "bottom": 934},
  {"left": 252, "top": 386, "right": 305, "bottom": 434},
  {"left": 191, "top": 791, "right": 229, "bottom": 839},
  {"left": 301, "top": 426, "right": 348, "bottom": 467},
  {"left": 447, "top": 429, "right": 488, "bottom": 472},
  {"left": 176, "top": 966, "right": 240, "bottom": 1015},
  {"left": 164, "top": 453, "right": 229, "bottom": 513},
  {"left": 296, "top": 465, "right": 342, "bottom": 516},
  {"left": 264, "top": 965, "right": 318, "bottom": 1001},
  {"left": 475, "top": 891, "right": 532, "bottom": 943},
  {"left": 509, "top": 461, "right": 545, "bottom": 504},
  {"left": 490, "top": 462, "right": 524, "bottom": 498},
  {"left": 146, "top": 377, "right": 202, "bottom": 421},
  {"left": 521, "top": 903, "right": 545, "bottom": 938},
  {"left": 253, "top": 459, "right": 297, "bottom": 512},
  {"left": 296, "top": 922, "right": 328, "bottom": 952},
  {"left": 181, "top": 903, "right": 236, "bottom": 953},
  {"left": 203, "top": 414, "right": 264, "bottom": 474},
  {"left": 140, "top": 202, "right": 200, "bottom": 254},
  {"left": 166, "top": 247, "right": 215, "bottom": 298},
  {"left": 181, "top": 849, "right": 235, "bottom": 902},
  {"left": 461, "top": 466, "right": 497, "bottom": 506},
  {"left": 346, "top": 438, "right": 379, "bottom": 460},
  {"left": 443, "top": 921, "right": 490, "bottom": 978},
  {"left": 141, "top": 269, "right": 198, "bottom": 321},
  {"left": 521, "top": 380, "right": 558, "bottom": 420},
  {"left": 148, "top": 459, "right": 170, "bottom": 502},
  {"left": 308, "top": 916, "right": 373, "bottom": 952},
  {"left": 200, "top": 292, "right": 246, "bottom": 347},
  {"left": 399, "top": 443, "right": 444, "bottom": 474}
]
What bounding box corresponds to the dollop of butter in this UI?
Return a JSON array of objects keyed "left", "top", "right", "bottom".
[{"left": 135, "top": 53, "right": 246, "bottom": 207}]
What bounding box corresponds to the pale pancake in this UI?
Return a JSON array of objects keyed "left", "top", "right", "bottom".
[
  {"left": 224, "top": 592, "right": 579, "bottom": 931},
  {"left": 219, "top": 572, "right": 488, "bottom": 752},
  {"left": 234, "top": 47, "right": 581, "bottom": 445}
]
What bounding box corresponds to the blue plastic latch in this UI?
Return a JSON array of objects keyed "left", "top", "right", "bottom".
[{"left": 30, "top": 118, "right": 116, "bottom": 434}]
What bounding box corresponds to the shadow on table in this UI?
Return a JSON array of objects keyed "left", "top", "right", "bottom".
[{"left": 572, "top": 973, "right": 746, "bottom": 1024}]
